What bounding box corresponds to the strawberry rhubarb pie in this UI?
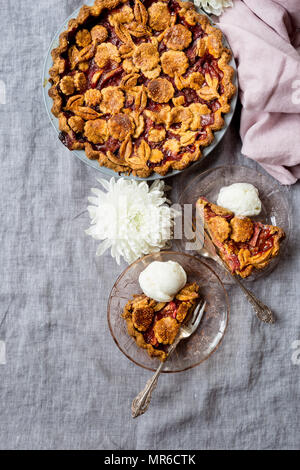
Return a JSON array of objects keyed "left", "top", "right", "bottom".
[
  {"left": 122, "top": 260, "right": 200, "bottom": 361},
  {"left": 197, "top": 197, "right": 285, "bottom": 279},
  {"left": 49, "top": 0, "right": 236, "bottom": 177}
]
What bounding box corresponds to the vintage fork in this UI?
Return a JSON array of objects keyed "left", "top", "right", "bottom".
[
  {"left": 131, "top": 300, "right": 207, "bottom": 418},
  {"left": 191, "top": 219, "right": 275, "bottom": 324}
]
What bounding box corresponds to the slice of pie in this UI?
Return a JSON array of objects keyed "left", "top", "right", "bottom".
[
  {"left": 122, "top": 283, "right": 199, "bottom": 361},
  {"left": 48, "top": 0, "right": 236, "bottom": 177},
  {"left": 196, "top": 197, "right": 285, "bottom": 279}
]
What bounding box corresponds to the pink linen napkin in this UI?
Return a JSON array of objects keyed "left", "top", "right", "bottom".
[{"left": 218, "top": 0, "right": 300, "bottom": 184}]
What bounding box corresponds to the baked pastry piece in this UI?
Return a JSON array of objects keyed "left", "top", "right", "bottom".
[
  {"left": 122, "top": 283, "right": 199, "bottom": 361},
  {"left": 48, "top": 0, "right": 236, "bottom": 177},
  {"left": 196, "top": 198, "right": 285, "bottom": 278}
]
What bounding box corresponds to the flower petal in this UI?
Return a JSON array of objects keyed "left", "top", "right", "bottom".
[{"left": 96, "top": 239, "right": 111, "bottom": 257}]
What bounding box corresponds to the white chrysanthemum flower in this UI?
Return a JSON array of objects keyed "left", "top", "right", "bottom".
[
  {"left": 194, "top": 0, "right": 233, "bottom": 16},
  {"left": 86, "top": 178, "right": 177, "bottom": 265}
]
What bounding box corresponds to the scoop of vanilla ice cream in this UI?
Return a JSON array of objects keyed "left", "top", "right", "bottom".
[
  {"left": 139, "top": 261, "right": 187, "bottom": 302},
  {"left": 217, "top": 183, "right": 261, "bottom": 217}
]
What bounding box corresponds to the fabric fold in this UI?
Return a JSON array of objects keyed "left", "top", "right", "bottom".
[{"left": 218, "top": 0, "right": 300, "bottom": 184}]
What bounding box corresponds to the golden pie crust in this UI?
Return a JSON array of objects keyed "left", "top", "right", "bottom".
[
  {"left": 164, "top": 24, "right": 192, "bottom": 51},
  {"left": 148, "top": 2, "right": 171, "bottom": 31},
  {"left": 108, "top": 113, "right": 133, "bottom": 139},
  {"left": 84, "top": 119, "right": 108, "bottom": 144},
  {"left": 147, "top": 78, "right": 175, "bottom": 103},
  {"left": 154, "top": 317, "right": 180, "bottom": 345},
  {"left": 49, "top": 0, "right": 236, "bottom": 177},
  {"left": 122, "top": 282, "right": 199, "bottom": 361},
  {"left": 197, "top": 198, "right": 285, "bottom": 279}
]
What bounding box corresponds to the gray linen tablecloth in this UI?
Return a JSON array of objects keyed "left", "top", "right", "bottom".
[{"left": 0, "top": 0, "right": 299, "bottom": 450}]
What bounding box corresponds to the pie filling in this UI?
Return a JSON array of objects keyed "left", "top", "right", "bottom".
[
  {"left": 197, "top": 197, "right": 285, "bottom": 278},
  {"left": 49, "top": 0, "right": 236, "bottom": 177},
  {"left": 122, "top": 282, "right": 199, "bottom": 361}
]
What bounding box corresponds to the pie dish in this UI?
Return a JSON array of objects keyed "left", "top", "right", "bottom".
[
  {"left": 197, "top": 197, "right": 285, "bottom": 279},
  {"left": 122, "top": 282, "right": 199, "bottom": 361},
  {"left": 48, "top": 0, "right": 236, "bottom": 178}
]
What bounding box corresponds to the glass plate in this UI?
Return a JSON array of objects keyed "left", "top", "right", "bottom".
[
  {"left": 175, "top": 165, "right": 291, "bottom": 284},
  {"left": 107, "top": 251, "right": 229, "bottom": 373},
  {"left": 42, "top": 1, "right": 238, "bottom": 181}
]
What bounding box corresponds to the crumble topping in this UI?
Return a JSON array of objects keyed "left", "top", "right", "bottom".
[
  {"left": 84, "top": 89, "right": 102, "bottom": 107},
  {"left": 95, "top": 43, "right": 121, "bottom": 68},
  {"left": 74, "top": 72, "right": 88, "bottom": 92},
  {"left": 148, "top": 2, "right": 171, "bottom": 31},
  {"left": 230, "top": 217, "right": 254, "bottom": 243},
  {"left": 68, "top": 116, "right": 85, "bottom": 133},
  {"left": 59, "top": 76, "right": 75, "bottom": 95},
  {"left": 75, "top": 106, "right": 101, "bottom": 120},
  {"left": 76, "top": 29, "right": 92, "bottom": 48},
  {"left": 108, "top": 113, "right": 133, "bottom": 139},
  {"left": 164, "top": 24, "right": 192, "bottom": 51},
  {"left": 154, "top": 317, "right": 179, "bottom": 344},
  {"left": 160, "top": 50, "right": 189, "bottom": 77},
  {"left": 132, "top": 307, "right": 154, "bottom": 332},
  {"left": 148, "top": 127, "right": 166, "bottom": 143},
  {"left": 208, "top": 216, "right": 231, "bottom": 244},
  {"left": 84, "top": 119, "right": 108, "bottom": 143},
  {"left": 147, "top": 78, "right": 174, "bottom": 103},
  {"left": 91, "top": 25, "right": 108, "bottom": 43},
  {"left": 132, "top": 42, "right": 160, "bottom": 71},
  {"left": 100, "top": 86, "right": 125, "bottom": 114}
]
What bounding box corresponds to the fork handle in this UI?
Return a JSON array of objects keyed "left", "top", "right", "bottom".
[
  {"left": 232, "top": 275, "right": 275, "bottom": 324},
  {"left": 131, "top": 362, "right": 163, "bottom": 418},
  {"left": 131, "top": 341, "right": 179, "bottom": 418},
  {"left": 212, "top": 254, "right": 275, "bottom": 323}
]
